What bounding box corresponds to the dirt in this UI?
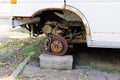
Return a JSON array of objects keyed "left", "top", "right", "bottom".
[
  {"left": 71, "top": 44, "right": 120, "bottom": 74},
  {"left": 17, "top": 61, "right": 120, "bottom": 80},
  {"left": 0, "top": 38, "right": 28, "bottom": 77},
  {"left": 0, "top": 19, "right": 31, "bottom": 78}
]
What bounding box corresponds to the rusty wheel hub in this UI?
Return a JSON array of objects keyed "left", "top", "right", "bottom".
[
  {"left": 51, "top": 40, "right": 63, "bottom": 53},
  {"left": 45, "top": 35, "right": 68, "bottom": 56}
]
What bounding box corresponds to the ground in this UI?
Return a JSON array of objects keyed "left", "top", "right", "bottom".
[
  {"left": 0, "top": 10, "right": 120, "bottom": 80},
  {"left": 17, "top": 61, "right": 120, "bottom": 80}
]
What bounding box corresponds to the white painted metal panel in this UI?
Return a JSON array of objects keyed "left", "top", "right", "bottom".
[
  {"left": 17, "top": 0, "right": 63, "bottom": 3},
  {"left": 67, "top": 0, "right": 120, "bottom": 48},
  {"left": 10, "top": 0, "right": 64, "bottom": 17},
  {"left": 66, "top": 0, "right": 120, "bottom": 2}
]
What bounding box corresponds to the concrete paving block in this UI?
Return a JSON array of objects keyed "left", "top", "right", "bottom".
[{"left": 39, "top": 54, "right": 73, "bottom": 70}]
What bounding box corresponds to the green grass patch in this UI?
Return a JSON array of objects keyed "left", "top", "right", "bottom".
[
  {"left": 30, "top": 54, "right": 39, "bottom": 61},
  {"left": 22, "top": 43, "right": 38, "bottom": 57},
  {"left": 0, "top": 39, "right": 25, "bottom": 49},
  {"left": 0, "top": 43, "right": 9, "bottom": 49},
  {"left": 22, "top": 35, "right": 47, "bottom": 61},
  {"left": 18, "top": 28, "right": 28, "bottom": 33},
  {"left": 0, "top": 61, "right": 5, "bottom": 66}
]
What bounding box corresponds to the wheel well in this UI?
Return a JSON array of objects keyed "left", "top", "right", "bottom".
[{"left": 29, "top": 8, "right": 90, "bottom": 43}]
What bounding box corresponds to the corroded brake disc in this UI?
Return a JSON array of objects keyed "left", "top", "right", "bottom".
[
  {"left": 51, "top": 40, "right": 63, "bottom": 53},
  {"left": 45, "top": 35, "right": 68, "bottom": 56}
]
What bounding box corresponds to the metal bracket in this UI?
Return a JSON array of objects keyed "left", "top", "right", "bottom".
[
  {"left": 12, "top": 17, "right": 40, "bottom": 28},
  {"left": 64, "top": 0, "right": 66, "bottom": 8}
]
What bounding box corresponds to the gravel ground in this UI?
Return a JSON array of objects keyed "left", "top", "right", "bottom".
[{"left": 17, "top": 61, "right": 120, "bottom": 80}]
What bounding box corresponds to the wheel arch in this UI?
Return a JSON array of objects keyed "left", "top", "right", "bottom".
[
  {"left": 31, "top": 6, "right": 92, "bottom": 46},
  {"left": 65, "top": 5, "right": 92, "bottom": 46},
  {"left": 65, "top": 5, "right": 91, "bottom": 37},
  {"left": 31, "top": 8, "right": 64, "bottom": 17}
]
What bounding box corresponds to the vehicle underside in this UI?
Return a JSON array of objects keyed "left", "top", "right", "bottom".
[{"left": 16, "top": 9, "right": 86, "bottom": 55}]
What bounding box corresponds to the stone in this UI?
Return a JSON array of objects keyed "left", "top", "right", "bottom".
[{"left": 39, "top": 54, "right": 73, "bottom": 70}]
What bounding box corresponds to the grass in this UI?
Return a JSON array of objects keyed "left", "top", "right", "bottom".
[
  {"left": 22, "top": 43, "right": 38, "bottom": 57},
  {"left": 0, "top": 39, "right": 25, "bottom": 49},
  {"left": 0, "top": 43, "right": 9, "bottom": 49},
  {"left": 18, "top": 28, "right": 28, "bottom": 33},
  {"left": 22, "top": 36, "right": 47, "bottom": 61},
  {"left": 0, "top": 61, "right": 4, "bottom": 66},
  {"left": 0, "top": 34, "right": 46, "bottom": 64},
  {"left": 30, "top": 54, "right": 39, "bottom": 61},
  {"left": 0, "top": 37, "right": 41, "bottom": 66}
]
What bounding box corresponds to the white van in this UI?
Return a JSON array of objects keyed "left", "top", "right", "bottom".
[{"left": 10, "top": 0, "right": 120, "bottom": 55}]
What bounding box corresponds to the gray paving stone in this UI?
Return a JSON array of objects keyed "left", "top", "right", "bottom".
[{"left": 39, "top": 54, "right": 73, "bottom": 70}]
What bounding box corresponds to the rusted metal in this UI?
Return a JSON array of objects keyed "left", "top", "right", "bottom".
[
  {"left": 50, "top": 40, "right": 63, "bottom": 53},
  {"left": 45, "top": 35, "right": 68, "bottom": 56},
  {"left": 30, "top": 24, "right": 34, "bottom": 37},
  {"left": 13, "top": 17, "right": 31, "bottom": 20},
  {"left": 65, "top": 5, "right": 91, "bottom": 37},
  {"left": 45, "top": 37, "right": 52, "bottom": 51},
  {"left": 42, "top": 25, "right": 52, "bottom": 34}
]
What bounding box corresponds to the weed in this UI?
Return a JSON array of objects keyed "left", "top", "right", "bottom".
[
  {"left": 19, "top": 28, "right": 28, "bottom": 33},
  {"left": 30, "top": 54, "right": 39, "bottom": 61},
  {"left": 85, "top": 74, "right": 90, "bottom": 80},
  {"left": 0, "top": 43, "right": 9, "bottom": 49},
  {"left": 0, "top": 61, "right": 4, "bottom": 66},
  {"left": 22, "top": 43, "right": 38, "bottom": 57},
  {"left": 39, "top": 78, "right": 44, "bottom": 80},
  {"left": 0, "top": 43, "right": 3, "bottom": 47}
]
